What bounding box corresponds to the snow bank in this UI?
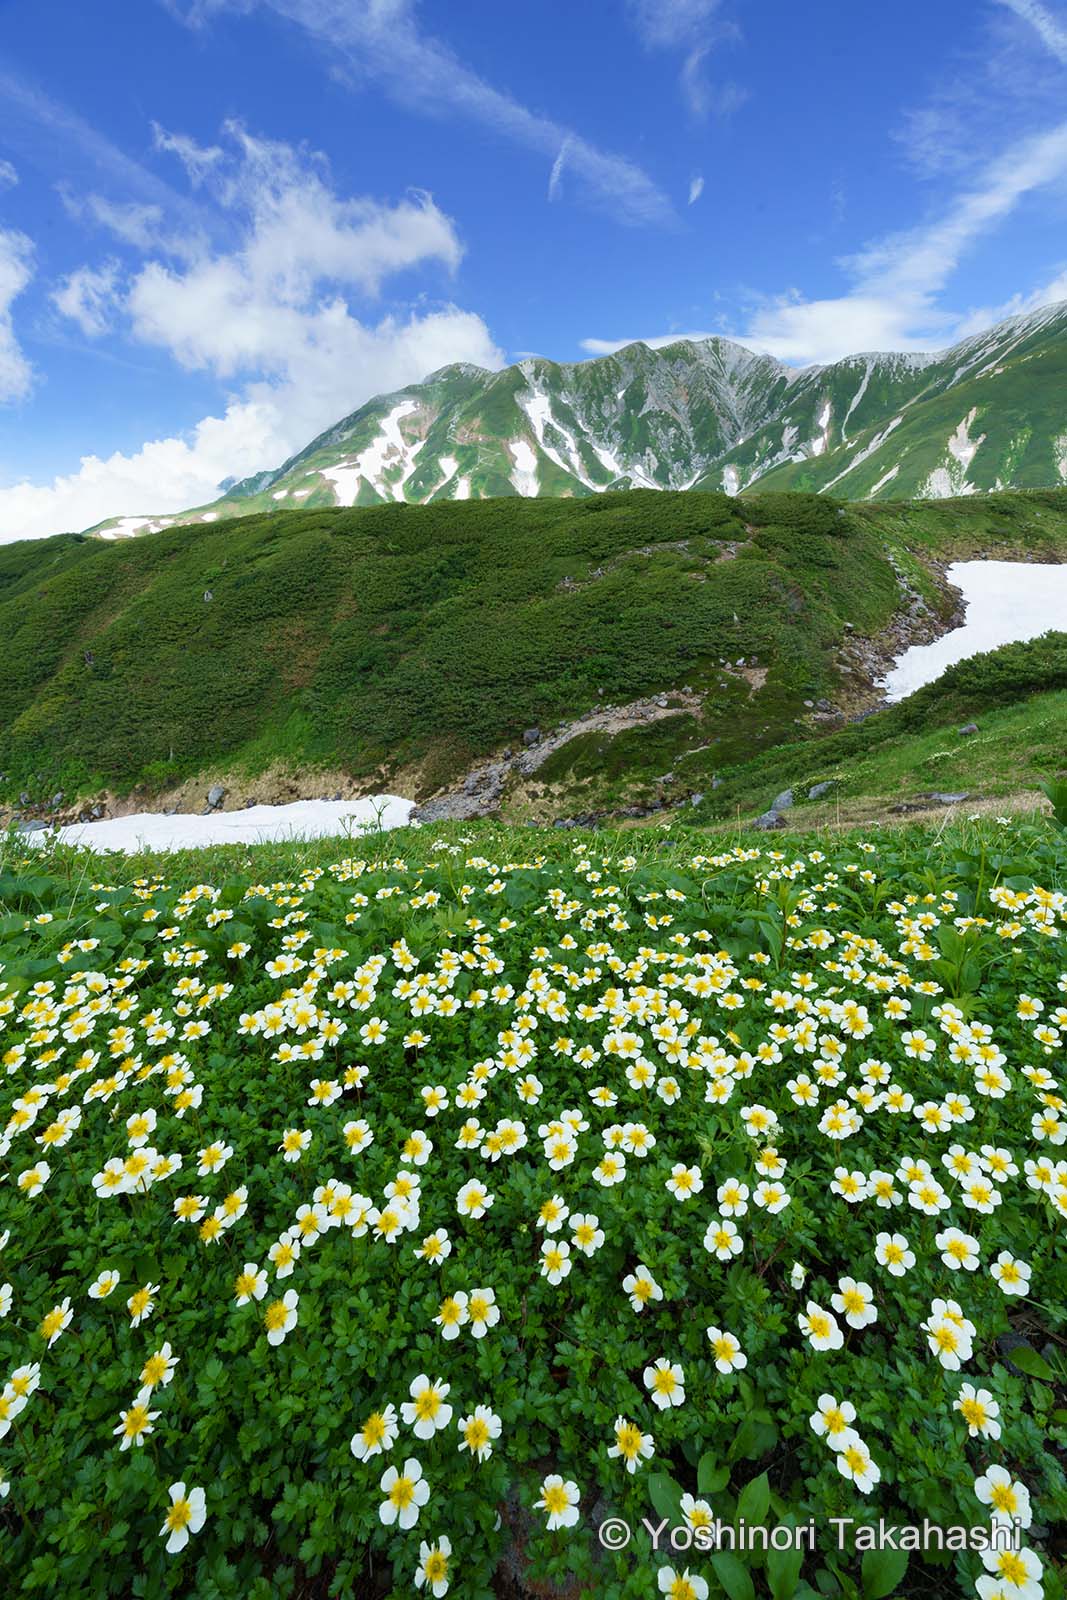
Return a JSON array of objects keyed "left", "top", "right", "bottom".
[
  {"left": 45, "top": 796, "right": 415, "bottom": 855},
  {"left": 881, "top": 561, "right": 1067, "bottom": 702}
]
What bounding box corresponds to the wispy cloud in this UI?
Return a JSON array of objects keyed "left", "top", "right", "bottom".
[
  {"left": 995, "top": 0, "right": 1067, "bottom": 61},
  {"left": 169, "top": 0, "right": 674, "bottom": 227},
  {"left": 51, "top": 262, "right": 122, "bottom": 338},
  {"left": 0, "top": 159, "right": 17, "bottom": 191},
  {"left": 0, "top": 64, "right": 206, "bottom": 231},
  {"left": 0, "top": 228, "right": 34, "bottom": 403},
  {"left": 581, "top": 329, "right": 719, "bottom": 356},
  {"left": 627, "top": 0, "right": 743, "bottom": 120},
  {"left": 547, "top": 138, "right": 572, "bottom": 204},
  {"left": 585, "top": 118, "right": 1067, "bottom": 365},
  {"left": 688, "top": 174, "right": 705, "bottom": 205}
]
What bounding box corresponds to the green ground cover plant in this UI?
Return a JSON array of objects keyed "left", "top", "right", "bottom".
[
  {"left": 4, "top": 485, "right": 1067, "bottom": 816},
  {"left": 0, "top": 819, "right": 1065, "bottom": 1599}
]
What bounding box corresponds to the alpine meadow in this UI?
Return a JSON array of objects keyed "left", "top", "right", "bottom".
[{"left": 2, "top": 4, "right": 1067, "bottom": 1600}]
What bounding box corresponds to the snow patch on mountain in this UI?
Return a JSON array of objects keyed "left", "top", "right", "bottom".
[
  {"left": 319, "top": 399, "right": 421, "bottom": 505},
  {"left": 921, "top": 410, "right": 986, "bottom": 499},
  {"left": 508, "top": 439, "right": 539, "bottom": 497},
  {"left": 840, "top": 361, "right": 873, "bottom": 443},
  {"left": 824, "top": 416, "right": 904, "bottom": 490},
  {"left": 810, "top": 401, "right": 832, "bottom": 457},
  {"left": 867, "top": 464, "right": 899, "bottom": 498}
]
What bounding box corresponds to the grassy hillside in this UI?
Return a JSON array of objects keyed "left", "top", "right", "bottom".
[
  {"left": 686, "top": 632, "right": 1067, "bottom": 823},
  {"left": 3, "top": 485, "right": 1067, "bottom": 820}
]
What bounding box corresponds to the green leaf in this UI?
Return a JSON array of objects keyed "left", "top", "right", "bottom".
[
  {"left": 861, "top": 1547, "right": 909, "bottom": 1600},
  {"left": 1004, "top": 1345, "right": 1055, "bottom": 1382},
  {"left": 736, "top": 1470, "right": 770, "bottom": 1527},
  {"left": 697, "top": 1451, "right": 730, "bottom": 1495},
  {"left": 647, "top": 1471, "right": 685, "bottom": 1526},
  {"left": 767, "top": 1517, "right": 804, "bottom": 1600},
  {"left": 712, "top": 1552, "right": 756, "bottom": 1600}
]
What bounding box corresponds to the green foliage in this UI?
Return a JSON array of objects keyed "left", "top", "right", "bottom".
[{"left": 0, "top": 818, "right": 1065, "bottom": 1599}]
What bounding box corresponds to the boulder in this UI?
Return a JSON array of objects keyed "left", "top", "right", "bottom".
[
  {"left": 522, "top": 728, "right": 541, "bottom": 748},
  {"left": 808, "top": 781, "right": 833, "bottom": 800},
  {"left": 206, "top": 784, "right": 226, "bottom": 809},
  {"left": 772, "top": 788, "right": 794, "bottom": 812},
  {"left": 689, "top": 793, "right": 705, "bottom": 807},
  {"left": 958, "top": 722, "right": 979, "bottom": 736},
  {"left": 753, "top": 810, "right": 785, "bottom": 831}
]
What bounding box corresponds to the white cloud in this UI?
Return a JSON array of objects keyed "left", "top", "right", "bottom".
[
  {"left": 548, "top": 139, "right": 572, "bottom": 203},
  {"left": 0, "top": 125, "right": 502, "bottom": 541},
  {"left": 995, "top": 0, "right": 1067, "bottom": 62},
  {"left": 0, "top": 159, "right": 17, "bottom": 190},
  {"left": 151, "top": 123, "right": 224, "bottom": 185},
  {"left": 581, "top": 330, "right": 719, "bottom": 355},
  {"left": 0, "top": 228, "right": 34, "bottom": 403},
  {"left": 172, "top": 0, "right": 673, "bottom": 226},
  {"left": 627, "top": 0, "right": 741, "bottom": 120},
  {"left": 51, "top": 262, "right": 122, "bottom": 338},
  {"left": 585, "top": 119, "right": 1067, "bottom": 365},
  {"left": 688, "top": 174, "right": 704, "bottom": 205},
  {"left": 0, "top": 401, "right": 279, "bottom": 540}
]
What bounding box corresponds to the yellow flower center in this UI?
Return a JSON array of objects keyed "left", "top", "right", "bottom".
[
  {"left": 264, "top": 1300, "right": 288, "bottom": 1332},
  {"left": 415, "top": 1390, "right": 440, "bottom": 1420},
  {"left": 166, "top": 1498, "right": 192, "bottom": 1531},
  {"left": 542, "top": 1483, "right": 568, "bottom": 1515},
  {"left": 616, "top": 1423, "right": 643, "bottom": 1459},
  {"left": 389, "top": 1475, "right": 414, "bottom": 1508},
  {"left": 465, "top": 1419, "right": 489, "bottom": 1450}
]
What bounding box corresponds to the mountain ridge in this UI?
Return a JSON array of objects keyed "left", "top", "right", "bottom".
[{"left": 86, "top": 300, "right": 1067, "bottom": 540}]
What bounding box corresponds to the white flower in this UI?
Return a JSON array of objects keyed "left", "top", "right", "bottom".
[
  {"left": 658, "top": 1569, "right": 709, "bottom": 1600},
  {"left": 835, "top": 1436, "right": 881, "bottom": 1493},
  {"left": 644, "top": 1358, "right": 685, "bottom": 1411},
  {"left": 830, "top": 1277, "right": 877, "bottom": 1330},
  {"left": 263, "top": 1288, "right": 299, "bottom": 1346},
  {"left": 954, "top": 1383, "right": 1001, "bottom": 1440},
  {"left": 467, "top": 1287, "right": 499, "bottom": 1338},
  {"left": 415, "top": 1534, "right": 452, "bottom": 1597},
  {"left": 935, "top": 1227, "right": 981, "bottom": 1272},
  {"left": 990, "top": 1252, "right": 1031, "bottom": 1296},
  {"left": 607, "top": 1415, "right": 655, "bottom": 1473},
  {"left": 799, "top": 1302, "right": 843, "bottom": 1351},
  {"left": 874, "top": 1231, "right": 915, "bottom": 1276},
  {"left": 622, "top": 1265, "right": 662, "bottom": 1313},
  {"left": 705, "top": 1326, "right": 747, "bottom": 1373},
  {"left": 535, "top": 1474, "right": 580, "bottom": 1530},
  {"left": 457, "top": 1405, "right": 502, "bottom": 1462},
  {"left": 809, "top": 1393, "right": 858, "bottom": 1449},
  {"left": 974, "top": 1465, "right": 1032, "bottom": 1529},
  {"left": 979, "top": 1543, "right": 1043, "bottom": 1599},
  {"left": 379, "top": 1458, "right": 429, "bottom": 1529},
  {"left": 402, "top": 1375, "right": 453, "bottom": 1439},
  {"left": 540, "top": 1239, "right": 572, "bottom": 1285},
  {"left": 88, "top": 1269, "right": 121, "bottom": 1300},
  {"left": 161, "top": 1481, "right": 206, "bottom": 1554},
  {"left": 351, "top": 1403, "right": 399, "bottom": 1460},
  {"left": 702, "top": 1217, "right": 743, "bottom": 1261}
]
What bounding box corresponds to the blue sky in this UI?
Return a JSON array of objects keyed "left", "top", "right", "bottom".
[{"left": 2, "top": 0, "right": 1067, "bottom": 538}]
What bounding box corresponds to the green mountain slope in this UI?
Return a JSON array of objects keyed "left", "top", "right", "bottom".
[
  {"left": 85, "top": 303, "right": 1067, "bottom": 542},
  {"left": 5, "top": 486, "right": 1067, "bottom": 824}
]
